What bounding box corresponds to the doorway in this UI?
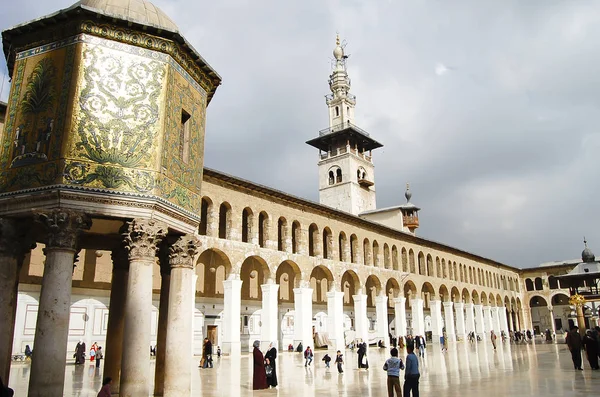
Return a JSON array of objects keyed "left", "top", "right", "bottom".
[{"left": 207, "top": 325, "right": 218, "bottom": 346}]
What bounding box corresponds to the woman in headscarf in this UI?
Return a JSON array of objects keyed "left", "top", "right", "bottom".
[
  {"left": 264, "top": 342, "right": 278, "bottom": 388},
  {"left": 75, "top": 341, "right": 86, "bottom": 365},
  {"left": 252, "top": 340, "right": 268, "bottom": 390}
]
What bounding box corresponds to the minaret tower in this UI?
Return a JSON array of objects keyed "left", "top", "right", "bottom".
[{"left": 306, "top": 36, "right": 383, "bottom": 215}]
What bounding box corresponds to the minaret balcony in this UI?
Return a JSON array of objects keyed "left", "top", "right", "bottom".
[
  {"left": 403, "top": 215, "right": 419, "bottom": 229},
  {"left": 358, "top": 178, "right": 374, "bottom": 188}
]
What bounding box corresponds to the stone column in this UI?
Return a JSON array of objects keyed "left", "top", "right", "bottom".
[
  {"left": 410, "top": 298, "right": 425, "bottom": 337},
  {"left": 260, "top": 281, "right": 280, "bottom": 350},
  {"left": 548, "top": 306, "right": 556, "bottom": 339},
  {"left": 222, "top": 276, "right": 242, "bottom": 355},
  {"left": 375, "top": 294, "right": 389, "bottom": 344},
  {"left": 465, "top": 303, "right": 476, "bottom": 334},
  {"left": 29, "top": 210, "right": 91, "bottom": 397},
  {"left": 430, "top": 300, "right": 443, "bottom": 344},
  {"left": 483, "top": 306, "right": 493, "bottom": 336},
  {"left": 104, "top": 248, "right": 129, "bottom": 395},
  {"left": 474, "top": 304, "right": 484, "bottom": 337},
  {"left": 353, "top": 292, "right": 369, "bottom": 348},
  {"left": 327, "top": 287, "right": 345, "bottom": 352},
  {"left": 294, "top": 285, "right": 313, "bottom": 350},
  {"left": 500, "top": 308, "right": 509, "bottom": 335},
  {"left": 506, "top": 308, "right": 514, "bottom": 331},
  {"left": 164, "top": 235, "right": 199, "bottom": 397},
  {"left": 120, "top": 219, "right": 167, "bottom": 397},
  {"left": 153, "top": 246, "right": 171, "bottom": 396},
  {"left": 443, "top": 301, "right": 456, "bottom": 342},
  {"left": 454, "top": 302, "right": 466, "bottom": 340},
  {"left": 491, "top": 307, "right": 501, "bottom": 335},
  {"left": 394, "top": 297, "right": 407, "bottom": 339}
]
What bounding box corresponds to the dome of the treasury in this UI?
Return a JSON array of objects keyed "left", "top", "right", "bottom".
[{"left": 74, "top": 0, "right": 179, "bottom": 32}]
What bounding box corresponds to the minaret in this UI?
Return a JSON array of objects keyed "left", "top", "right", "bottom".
[
  {"left": 399, "top": 183, "right": 420, "bottom": 234},
  {"left": 306, "top": 36, "right": 383, "bottom": 215}
]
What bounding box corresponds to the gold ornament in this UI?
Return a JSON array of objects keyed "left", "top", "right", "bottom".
[{"left": 569, "top": 294, "right": 586, "bottom": 306}]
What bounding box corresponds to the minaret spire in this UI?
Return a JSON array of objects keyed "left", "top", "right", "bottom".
[{"left": 327, "top": 34, "right": 355, "bottom": 127}]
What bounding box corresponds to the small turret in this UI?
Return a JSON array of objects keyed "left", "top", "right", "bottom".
[{"left": 399, "top": 183, "right": 420, "bottom": 234}]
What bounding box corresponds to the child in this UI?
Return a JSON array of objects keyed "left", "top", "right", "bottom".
[
  {"left": 403, "top": 344, "right": 420, "bottom": 397},
  {"left": 322, "top": 353, "right": 331, "bottom": 368},
  {"left": 304, "top": 346, "right": 313, "bottom": 367},
  {"left": 217, "top": 346, "right": 221, "bottom": 358},
  {"left": 335, "top": 350, "right": 344, "bottom": 373},
  {"left": 383, "top": 348, "right": 404, "bottom": 397},
  {"left": 95, "top": 347, "right": 103, "bottom": 368}
]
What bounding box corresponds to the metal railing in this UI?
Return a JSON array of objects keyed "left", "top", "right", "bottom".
[{"left": 319, "top": 121, "right": 370, "bottom": 137}]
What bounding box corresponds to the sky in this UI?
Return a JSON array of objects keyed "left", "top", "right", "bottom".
[{"left": 1, "top": 0, "right": 599, "bottom": 268}]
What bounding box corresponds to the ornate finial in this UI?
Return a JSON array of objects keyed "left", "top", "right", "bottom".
[
  {"left": 336, "top": 34, "right": 340, "bottom": 46},
  {"left": 584, "top": 237, "right": 588, "bottom": 247},
  {"left": 405, "top": 183, "right": 412, "bottom": 203}
]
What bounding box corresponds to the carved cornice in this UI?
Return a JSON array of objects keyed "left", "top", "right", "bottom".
[
  {"left": 35, "top": 209, "right": 92, "bottom": 250},
  {"left": 123, "top": 218, "right": 167, "bottom": 261},
  {"left": 169, "top": 234, "right": 199, "bottom": 270}
]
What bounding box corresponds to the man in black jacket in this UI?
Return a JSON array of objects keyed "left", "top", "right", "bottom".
[{"left": 566, "top": 326, "right": 583, "bottom": 370}]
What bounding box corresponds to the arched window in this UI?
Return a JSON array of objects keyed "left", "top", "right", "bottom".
[
  {"left": 258, "top": 211, "right": 269, "bottom": 248},
  {"left": 241, "top": 207, "right": 253, "bottom": 243},
  {"left": 218, "top": 203, "right": 231, "bottom": 239},
  {"left": 363, "top": 238, "right": 371, "bottom": 266},
  {"left": 392, "top": 245, "right": 399, "bottom": 270},
  {"left": 277, "top": 217, "right": 287, "bottom": 251},
  {"left": 338, "top": 232, "right": 348, "bottom": 262},
  {"left": 291, "top": 221, "right": 301, "bottom": 254},
  {"left": 328, "top": 171, "right": 335, "bottom": 185},
  {"left": 199, "top": 197, "right": 212, "bottom": 236},
  {"left": 336, "top": 168, "right": 342, "bottom": 183},
  {"left": 350, "top": 234, "right": 358, "bottom": 264},
  {"left": 308, "top": 224, "right": 319, "bottom": 257},
  {"left": 534, "top": 277, "right": 543, "bottom": 291},
  {"left": 548, "top": 276, "right": 559, "bottom": 290},
  {"left": 372, "top": 240, "right": 380, "bottom": 267},
  {"left": 323, "top": 228, "right": 333, "bottom": 260}
]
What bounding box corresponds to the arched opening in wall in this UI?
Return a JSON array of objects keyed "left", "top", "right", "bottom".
[
  {"left": 341, "top": 270, "right": 360, "bottom": 307},
  {"left": 329, "top": 171, "right": 335, "bottom": 186},
  {"left": 241, "top": 207, "right": 253, "bottom": 243},
  {"left": 199, "top": 197, "right": 212, "bottom": 236},
  {"left": 435, "top": 257, "right": 441, "bottom": 278},
  {"left": 308, "top": 223, "right": 319, "bottom": 257},
  {"left": 350, "top": 234, "right": 358, "bottom": 263},
  {"left": 336, "top": 168, "right": 342, "bottom": 183},
  {"left": 418, "top": 252, "right": 425, "bottom": 275},
  {"left": 335, "top": 106, "right": 339, "bottom": 117},
  {"left": 338, "top": 232, "right": 348, "bottom": 262},
  {"left": 401, "top": 248, "right": 408, "bottom": 272},
  {"left": 450, "top": 287, "right": 461, "bottom": 303},
  {"left": 409, "top": 249, "right": 416, "bottom": 273},
  {"left": 495, "top": 294, "right": 503, "bottom": 308},
  {"left": 386, "top": 278, "right": 401, "bottom": 308},
  {"left": 551, "top": 293, "right": 569, "bottom": 306},
  {"left": 529, "top": 296, "right": 547, "bottom": 307},
  {"left": 525, "top": 278, "right": 534, "bottom": 291},
  {"left": 459, "top": 264, "right": 464, "bottom": 282},
  {"left": 461, "top": 288, "right": 470, "bottom": 304},
  {"left": 468, "top": 267, "right": 473, "bottom": 284},
  {"left": 277, "top": 217, "right": 287, "bottom": 252},
  {"left": 310, "top": 265, "right": 334, "bottom": 304},
  {"left": 384, "top": 244, "right": 390, "bottom": 269},
  {"left": 426, "top": 254, "right": 433, "bottom": 277},
  {"left": 534, "top": 277, "right": 543, "bottom": 291},
  {"left": 509, "top": 278, "right": 515, "bottom": 291},
  {"left": 438, "top": 284, "right": 450, "bottom": 302},
  {"left": 291, "top": 221, "right": 301, "bottom": 254},
  {"left": 276, "top": 260, "right": 301, "bottom": 302},
  {"left": 372, "top": 240, "right": 380, "bottom": 267},
  {"left": 515, "top": 278, "right": 520, "bottom": 293},
  {"left": 453, "top": 262, "right": 458, "bottom": 282},
  {"left": 366, "top": 275, "right": 382, "bottom": 308},
  {"left": 481, "top": 292, "right": 489, "bottom": 306},
  {"left": 442, "top": 259, "right": 447, "bottom": 278},
  {"left": 471, "top": 290, "right": 480, "bottom": 305},
  {"left": 403, "top": 280, "right": 418, "bottom": 310},
  {"left": 258, "top": 211, "right": 269, "bottom": 248},
  {"left": 323, "top": 227, "right": 333, "bottom": 260},
  {"left": 240, "top": 256, "right": 270, "bottom": 301},
  {"left": 548, "top": 276, "right": 560, "bottom": 290},
  {"left": 421, "top": 282, "right": 435, "bottom": 309},
  {"left": 196, "top": 248, "right": 231, "bottom": 297},
  {"left": 392, "top": 245, "right": 399, "bottom": 270},
  {"left": 218, "top": 202, "right": 232, "bottom": 239},
  {"left": 363, "top": 238, "right": 371, "bottom": 266}
]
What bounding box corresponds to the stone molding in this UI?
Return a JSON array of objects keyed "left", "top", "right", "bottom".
[
  {"left": 123, "top": 218, "right": 167, "bottom": 261},
  {"left": 36, "top": 209, "right": 92, "bottom": 250},
  {"left": 168, "top": 235, "right": 199, "bottom": 270}
]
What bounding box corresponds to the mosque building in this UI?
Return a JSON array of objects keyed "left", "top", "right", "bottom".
[{"left": 0, "top": 1, "right": 585, "bottom": 396}]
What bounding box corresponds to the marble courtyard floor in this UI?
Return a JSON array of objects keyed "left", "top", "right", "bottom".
[{"left": 7, "top": 341, "right": 600, "bottom": 396}]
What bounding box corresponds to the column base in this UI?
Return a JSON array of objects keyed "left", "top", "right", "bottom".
[
  {"left": 222, "top": 341, "right": 241, "bottom": 356},
  {"left": 432, "top": 333, "right": 441, "bottom": 344}
]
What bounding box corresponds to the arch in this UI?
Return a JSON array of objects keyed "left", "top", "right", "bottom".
[
  {"left": 441, "top": 259, "right": 447, "bottom": 278},
  {"left": 366, "top": 275, "right": 383, "bottom": 307},
  {"left": 435, "top": 257, "right": 441, "bottom": 278},
  {"left": 550, "top": 293, "right": 569, "bottom": 306},
  {"left": 401, "top": 248, "right": 408, "bottom": 272},
  {"left": 461, "top": 288, "right": 470, "bottom": 303},
  {"left": 403, "top": 280, "right": 418, "bottom": 300},
  {"left": 218, "top": 202, "right": 232, "bottom": 239},
  {"left": 450, "top": 287, "right": 461, "bottom": 303},
  {"left": 495, "top": 294, "right": 502, "bottom": 307},
  {"left": 291, "top": 221, "right": 301, "bottom": 254},
  {"left": 241, "top": 207, "right": 254, "bottom": 243},
  {"left": 308, "top": 223, "right": 319, "bottom": 257},
  {"left": 372, "top": 240, "right": 380, "bottom": 267},
  {"left": 386, "top": 278, "right": 401, "bottom": 307},
  {"left": 534, "top": 277, "right": 543, "bottom": 291},
  {"left": 471, "top": 290, "right": 480, "bottom": 304},
  {"left": 409, "top": 249, "right": 416, "bottom": 273},
  {"left": 328, "top": 170, "right": 335, "bottom": 186},
  {"left": 392, "top": 245, "right": 399, "bottom": 270},
  {"left": 322, "top": 227, "right": 333, "bottom": 260},
  {"left": 383, "top": 243, "right": 390, "bottom": 269},
  {"left": 258, "top": 211, "right": 269, "bottom": 248},
  {"left": 310, "top": 265, "right": 334, "bottom": 303},
  {"left": 277, "top": 217, "right": 288, "bottom": 252},
  {"left": 525, "top": 278, "right": 534, "bottom": 291},
  {"left": 363, "top": 238, "right": 372, "bottom": 266},
  {"left": 336, "top": 168, "right": 342, "bottom": 183},
  {"left": 438, "top": 285, "right": 450, "bottom": 302},
  {"left": 196, "top": 248, "right": 232, "bottom": 297},
  {"left": 276, "top": 260, "right": 301, "bottom": 302},
  {"left": 199, "top": 196, "right": 213, "bottom": 236},
  {"left": 350, "top": 234, "right": 359, "bottom": 264},
  {"left": 240, "top": 256, "right": 270, "bottom": 301},
  {"left": 548, "top": 275, "right": 560, "bottom": 290},
  {"left": 417, "top": 252, "right": 426, "bottom": 275},
  {"left": 341, "top": 270, "right": 360, "bottom": 306},
  {"left": 529, "top": 295, "right": 548, "bottom": 307},
  {"left": 481, "top": 292, "right": 488, "bottom": 306},
  {"left": 421, "top": 281, "right": 435, "bottom": 308},
  {"left": 338, "top": 232, "right": 348, "bottom": 262},
  {"left": 426, "top": 254, "right": 434, "bottom": 277}
]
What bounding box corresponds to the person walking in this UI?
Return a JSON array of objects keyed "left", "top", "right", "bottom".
[
  {"left": 383, "top": 348, "right": 404, "bottom": 397},
  {"left": 252, "top": 340, "right": 268, "bottom": 390},
  {"left": 75, "top": 341, "right": 86, "bottom": 365},
  {"left": 90, "top": 342, "right": 98, "bottom": 362},
  {"left": 441, "top": 329, "right": 448, "bottom": 352},
  {"left": 566, "top": 326, "right": 583, "bottom": 370},
  {"left": 403, "top": 344, "right": 420, "bottom": 397},
  {"left": 304, "top": 346, "right": 313, "bottom": 367},
  {"left": 322, "top": 353, "right": 331, "bottom": 368},
  {"left": 582, "top": 330, "right": 599, "bottom": 370},
  {"left": 335, "top": 351, "right": 344, "bottom": 373},
  {"left": 265, "top": 342, "right": 278, "bottom": 388},
  {"left": 204, "top": 338, "right": 213, "bottom": 368},
  {"left": 95, "top": 347, "right": 103, "bottom": 368},
  {"left": 415, "top": 335, "right": 426, "bottom": 357},
  {"left": 490, "top": 330, "right": 497, "bottom": 350},
  {"left": 97, "top": 377, "right": 112, "bottom": 397}
]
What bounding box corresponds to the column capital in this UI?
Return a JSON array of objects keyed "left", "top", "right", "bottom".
[
  {"left": 430, "top": 299, "right": 442, "bottom": 307},
  {"left": 393, "top": 296, "right": 406, "bottom": 305},
  {"left": 122, "top": 218, "right": 167, "bottom": 261},
  {"left": 454, "top": 302, "right": 465, "bottom": 309},
  {"left": 473, "top": 304, "right": 483, "bottom": 309},
  {"left": 464, "top": 303, "right": 474, "bottom": 309},
  {"left": 443, "top": 301, "right": 454, "bottom": 308},
  {"left": 169, "top": 235, "right": 199, "bottom": 269},
  {"left": 36, "top": 209, "right": 92, "bottom": 250},
  {"left": 352, "top": 293, "right": 367, "bottom": 302},
  {"left": 261, "top": 283, "right": 280, "bottom": 293}
]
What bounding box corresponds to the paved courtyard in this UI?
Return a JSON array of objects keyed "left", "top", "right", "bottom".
[{"left": 7, "top": 341, "right": 600, "bottom": 396}]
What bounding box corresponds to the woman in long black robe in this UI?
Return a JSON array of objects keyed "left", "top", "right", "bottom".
[
  {"left": 357, "top": 342, "right": 366, "bottom": 368},
  {"left": 264, "top": 342, "right": 278, "bottom": 388},
  {"left": 252, "top": 341, "right": 268, "bottom": 390},
  {"left": 75, "top": 341, "right": 86, "bottom": 364}
]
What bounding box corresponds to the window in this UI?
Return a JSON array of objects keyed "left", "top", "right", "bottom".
[
  {"left": 329, "top": 171, "right": 335, "bottom": 185},
  {"left": 336, "top": 168, "right": 342, "bottom": 183},
  {"left": 335, "top": 106, "right": 339, "bottom": 117},
  {"left": 180, "top": 110, "right": 191, "bottom": 164},
  {"left": 534, "top": 277, "right": 543, "bottom": 291}
]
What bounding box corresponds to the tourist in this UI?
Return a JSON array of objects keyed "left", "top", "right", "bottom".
[
  {"left": 217, "top": 346, "right": 221, "bottom": 358},
  {"left": 0, "top": 376, "right": 14, "bottom": 397},
  {"left": 199, "top": 339, "right": 207, "bottom": 368},
  {"left": 357, "top": 342, "right": 368, "bottom": 369},
  {"left": 204, "top": 338, "right": 213, "bottom": 368},
  {"left": 398, "top": 336, "right": 405, "bottom": 349},
  {"left": 582, "top": 330, "right": 599, "bottom": 370},
  {"left": 97, "top": 377, "right": 111, "bottom": 397},
  {"left": 252, "top": 340, "right": 268, "bottom": 390},
  {"left": 403, "top": 344, "right": 420, "bottom": 397},
  {"left": 335, "top": 350, "right": 344, "bottom": 373},
  {"left": 545, "top": 329, "right": 552, "bottom": 342},
  {"left": 566, "top": 326, "right": 583, "bottom": 370},
  {"left": 75, "top": 340, "right": 86, "bottom": 365},
  {"left": 441, "top": 328, "right": 447, "bottom": 352},
  {"left": 90, "top": 342, "right": 98, "bottom": 362},
  {"left": 288, "top": 344, "right": 294, "bottom": 352},
  {"left": 296, "top": 342, "right": 303, "bottom": 353},
  {"left": 491, "top": 330, "right": 497, "bottom": 350},
  {"left": 24, "top": 345, "right": 32, "bottom": 360},
  {"left": 322, "top": 353, "right": 331, "bottom": 368},
  {"left": 95, "top": 347, "right": 103, "bottom": 368},
  {"left": 383, "top": 347, "right": 404, "bottom": 397},
  {"left": 415, "top": 335, "right": 426, "bottom": 357},
  {"left": 304, "top": 346, "right": 313, "bottom": 367},
  {"left": 265, "top": 342, "right": 278, "bottom": 388}
]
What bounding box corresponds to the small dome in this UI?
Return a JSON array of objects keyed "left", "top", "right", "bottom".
[
  {"left": 582, "top": 240, "right": 595, "bottom": 263},
  {"left": 405, "top": 183, "right": 412, "bottom": 202},
  {"left": 333, "top": 34, "right": 344, "bottom": 60},
  {"left": 75, "top": 0, "right": 179, "bottom": 32}
]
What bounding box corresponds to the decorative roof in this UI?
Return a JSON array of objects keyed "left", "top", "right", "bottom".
[{"left": 582, "top": 238, "right": 595, "bottom": 263}]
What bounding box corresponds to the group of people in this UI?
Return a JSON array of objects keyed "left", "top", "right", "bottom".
[
  {"left": 252, "top": 341, "right": 278, "bottom": 390},
  {"left": 322, "top": 351, "right": 345, "bottom": 373},
  {"left": 383, "top": 344, "right": 421, "bottom": 397},
  {"left": 199, "top": 338, "right": 214, "bottom": 368},
  {"left": 75, "top": 341, "right": 103, "bottom": 368},
  {"left": 566, "top": 325, "right": 600, "bottom": 370}
]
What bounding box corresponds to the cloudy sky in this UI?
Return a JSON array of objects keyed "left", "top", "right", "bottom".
[{"left": 2, "top": 0, "right": 599, "bottom": 268}]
